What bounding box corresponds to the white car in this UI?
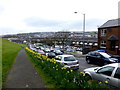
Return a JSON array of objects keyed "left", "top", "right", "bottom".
[
  {"left": 84, "top": 63, "right": 120, "bottom": 88},
  {"left": 55, "top": 55, "right": 79, "bottom": 70}
]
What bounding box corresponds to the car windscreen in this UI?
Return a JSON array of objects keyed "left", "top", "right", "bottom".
[
  {"left": 64, "top": 56, "right": 76, "bottom": 61},
  {"left": 100, "top": 53, "right": 111, "bottom": 58}
]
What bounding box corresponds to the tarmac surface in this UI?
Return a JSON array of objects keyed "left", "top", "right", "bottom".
[{"left": 4, "top": 49, "right": 45, "bottom": 88}]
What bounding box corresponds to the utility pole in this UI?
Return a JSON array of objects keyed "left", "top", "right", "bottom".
[{"left": 74, "top": 12, "right": 86, "bottom": 52}]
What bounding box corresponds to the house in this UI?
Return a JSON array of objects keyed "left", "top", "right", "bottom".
[{"left": 98, "top": 18, "right": 120, "bottom": 55}]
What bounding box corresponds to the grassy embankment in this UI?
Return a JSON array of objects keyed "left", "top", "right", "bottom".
[
  {"left": 0, "top": 38, "right": 2, "bottom": 88},
  {"left": 2, "top": 38, "right": 22, "bottom": 86}
]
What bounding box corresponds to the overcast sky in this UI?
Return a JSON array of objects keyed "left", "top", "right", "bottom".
[{"left": 0, "top": 0, "right": 119, "bottom": 35}]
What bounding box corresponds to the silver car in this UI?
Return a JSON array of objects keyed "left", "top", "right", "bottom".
[
  {"left": 55, "top": 55, "right": 79, "bottom": 70},
  {"left": 84, "top": 63, "right": 120, "bottom": 88}
]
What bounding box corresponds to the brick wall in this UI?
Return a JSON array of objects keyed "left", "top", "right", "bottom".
[{"left": 98, "top": 26, "right": 120, "bottom": 55}]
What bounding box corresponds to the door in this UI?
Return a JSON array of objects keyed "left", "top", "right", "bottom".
[
  {"left": 92, "top": 66, "right": 115, "bottom": 85},
  {"left": 110, "top": 41, "right": 116, "bottom": 51},
  {"left": 110, "top": 67, "right": 120, "bottom": 88}
]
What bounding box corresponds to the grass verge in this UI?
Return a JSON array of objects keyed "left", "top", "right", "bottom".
[
  {"left": 0, "top": 38, "right": 2, "bottom": 89},
  {"left": 2, "top": 39, "right": 22, "bottom": 86}
]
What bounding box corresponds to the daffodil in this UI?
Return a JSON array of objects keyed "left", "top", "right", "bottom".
[
  {"left": 67, "top": 71, "right": 69, "bottom": 73},
  {"left": 80, "top": 72, "right": 85, "bottom": 76},
  {"left": 99, "top": 81, "right": 102, "bottom": 84},
  {"left": 105, "top": 80, "right": 109, "bottom": 84},
  {"left": 70, "top": 70, "right": 73, "bottom": 72}
]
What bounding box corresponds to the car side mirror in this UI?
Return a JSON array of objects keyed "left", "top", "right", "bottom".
[{"left": 94, "top": 68, "right": 98, "bottom": 73}]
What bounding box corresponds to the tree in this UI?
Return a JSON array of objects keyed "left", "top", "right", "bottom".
[{"left": 53, "top": 31, "right": 71, "bottom": 47}]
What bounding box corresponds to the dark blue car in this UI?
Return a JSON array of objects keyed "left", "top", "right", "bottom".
[{"left": 86, "top": 51, "right": 119, "bottom": 65}]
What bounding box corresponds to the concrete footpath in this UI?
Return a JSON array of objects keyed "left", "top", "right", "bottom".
[{"left": 4, "top": 49, "right": 45, "bottom": 88}]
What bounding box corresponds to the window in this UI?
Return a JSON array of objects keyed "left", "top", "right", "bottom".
[
  {"left": 55, "top": 56, "right": 62, "bottom": 61},
  {"left": 95, "top": 53, "right": 102, "bottom": 58},
  {"left": 97, "top": 66, "right": 115, "bottom": 76},
  {"left": 88, "top": 52, "right": 96, "bottom": 56},
  {"left": 100, "top": 40, "right": 106, "bottom": 48},
  {"left": 64, "top": 56, "right": 76, "bottom": 61},
  {"left": 114, "top": 68, "right": 120, "bottom": 79},
  {"left": 101, "top": 29, "right": 107, "bottom": 36}
]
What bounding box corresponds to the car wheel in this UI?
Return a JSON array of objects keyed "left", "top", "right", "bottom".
[
  {"left": 85, "top": 74, "right": 92, "bottom": 80},
  {"left": 86, "top": 59, "right": 91, "bottom": 64}
]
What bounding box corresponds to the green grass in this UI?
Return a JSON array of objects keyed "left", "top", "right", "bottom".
[
  {"left": 0, "top": 38, "right": 2, "bottom": 89},
  {"left": 2, "top": 38, "right": 22, "bottom": 86}
]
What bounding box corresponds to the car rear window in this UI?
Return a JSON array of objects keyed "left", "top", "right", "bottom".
[{"left": 64, "top": 56, "right": 76, "bottom": 61}]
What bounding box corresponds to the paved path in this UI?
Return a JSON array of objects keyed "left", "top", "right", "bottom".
[{"left": 5, "top": 49, "right": 45, "bottom": 88}]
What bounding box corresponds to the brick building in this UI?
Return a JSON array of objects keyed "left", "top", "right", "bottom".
[{"left": 98, "top": 18, "right": 120, "bottom": 55}]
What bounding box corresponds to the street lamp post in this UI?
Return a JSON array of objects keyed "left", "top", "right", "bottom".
[
  {"left": 74, "top": 12, "right": 85, "bottom": 52},
  {"left": 83, "top": 14, "right": 85, "bottom": 50}
]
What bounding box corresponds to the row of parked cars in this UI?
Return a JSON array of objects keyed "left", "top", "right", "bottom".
[
  {"left": 29, "top": 44, "right": 120, "bottom": 88},
  {"left": 29, "top": 45, "right": 79, "bottom": 70},
  {"left": 84, "top": 50, "right": 120, "bottom": 88}
]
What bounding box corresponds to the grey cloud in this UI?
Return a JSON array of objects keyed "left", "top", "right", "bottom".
[
  {"left": 24, "top": 16, "right": 106, "bottom": 31},
  {"left": 24, "top": 17, "right": 64, "bottom": 27}
]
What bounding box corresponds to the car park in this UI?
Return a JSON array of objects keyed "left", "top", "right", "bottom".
[
  {"left": 86, "top": 51, "right": 119, "bottom": 65},
  {"left": 54, "top": 55, "right": 79, "bottom": 70},
  {"left": 84, "top": 63, "right": 120, "bottom": 88}
]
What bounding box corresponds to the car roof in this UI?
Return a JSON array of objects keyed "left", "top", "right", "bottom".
[
  {"left": 90, "top": 51, "right": 107, "bottom": 54},
  {"left": 99, "top": 52, "right": 107, "bottom": 54},
  {"left": 57, "top": 55, "right": 74, "bottom": 57},
  {"left": 104, "top": 63, "right": 120, "bottom": 68}
]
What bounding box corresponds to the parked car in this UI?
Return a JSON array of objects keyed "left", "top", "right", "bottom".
[
  {"left": 84, "top": 63, "right": 120, "bottom": 88},
  {"left": 55, "top": 55, "right": 79, "bottom": 70},
  {"left": 46, "top": 52, "right": 56, "bottom": 59},
  {"left": 32, "top": 48, "right": 38, "bottom": 52},
  {"left": 86, "top": 51, "right": 119, "bottom": 65},
  {"left": 44, "top": 48, "right": 50, "bottom": 53},
  {"left": 54, "top": 50, "right": 63, "bottom": 55},
  {"left": 36, "top": 50, "right": 45, "bottom": 55}
]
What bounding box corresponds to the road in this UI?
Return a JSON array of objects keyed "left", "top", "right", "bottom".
[{"left": 77, "top": 57, "right": 98, "bottom": 72}]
